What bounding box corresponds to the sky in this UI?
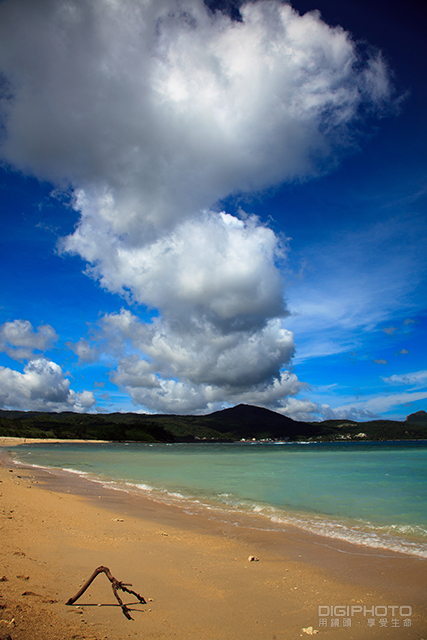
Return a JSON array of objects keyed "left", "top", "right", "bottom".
[{"left": 0, "top": 0, "right": 426, "bottom": 421}]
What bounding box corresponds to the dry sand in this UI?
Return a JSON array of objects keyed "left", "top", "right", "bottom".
[{"left": 0, "top": 438, "right": 426, "bottom": 639}]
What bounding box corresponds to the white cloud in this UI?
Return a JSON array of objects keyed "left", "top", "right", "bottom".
[
  {"left": 0, "top": 0, "right": 391, "bottom": 212},
  {"left": 275, "top": 397, "right": 320, "bottom": 422},
  {"left": 272, "top": 396, "right": 380, "bottom": 422},
  {"left": 0, "top": 0, "right": 394, "bottom": 413},
  {"left": 0, "top": 320, "right": 58, "bottom": 361},
  {"left": 326, "top": 390, "right": 427, "bottom": 420},
  {"left": 83, "top": 308, "right": 302, "bottom": 414},
  {"left": 109, "top": 313, "right": 294, "bottom": 387},
  {"left": 319, "top": 404, "right": 378, "bottom": 422},
  {"left": 382, "top": 370, "right": 427, "bottom": 387},
  {"left": 0, "top": 358, "right": 96, "bottom": 412},
  {"left": 65, "top": 210, "right": 287, "bottom": 323},
  {"left": 66, "top": 338, "right": 101, "bottom": 364},
  {"left": 112, "top": 362, "right": 303, "bottom": 415}
]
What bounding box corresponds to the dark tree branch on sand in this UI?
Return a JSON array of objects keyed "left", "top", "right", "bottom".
[{"left": 65, "top": 565, "right": 146, "bottom": 620}]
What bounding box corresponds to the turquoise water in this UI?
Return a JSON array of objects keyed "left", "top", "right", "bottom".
[{"left": 9, "top": 440, "right": 427, "bottom": 557}]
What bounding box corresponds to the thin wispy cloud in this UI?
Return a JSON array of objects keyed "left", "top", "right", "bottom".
[
  {"left": 383, "top": 371, "right": 427, "bottom": 387},
  {"left": 286, "top": 214, "right": 427, "bottom": 366},
  {"left": 333, "top": 390, "right": 427, "bottom": 417}
]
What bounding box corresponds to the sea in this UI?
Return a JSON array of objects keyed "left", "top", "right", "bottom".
[{"left": 7, "top": 439, "right": 427, "bottom": 558}]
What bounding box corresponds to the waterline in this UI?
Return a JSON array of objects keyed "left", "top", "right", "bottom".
[{"left": 9, "top": 440, "right": 427, "bottom": 558}]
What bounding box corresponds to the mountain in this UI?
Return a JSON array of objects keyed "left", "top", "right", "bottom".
[
  {"left": 406, "top": 410, "right": 427, "bottom": 425},
  {"left": 204, "top": 403, "right": 318, "bottom": 440},
  {"left": 0, "top": 404, "right": 427, "bottom": 442}
]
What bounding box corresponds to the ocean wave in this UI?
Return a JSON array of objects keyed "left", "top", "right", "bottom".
[
  {"left": 10, "top": 448, "right": 427, "bottom": 559},
  {"left": 268, "top": 513, "right": 427, "bottom": 557},
  {"left": 114, "top": 480, "right": 427, "bottom": 558}
]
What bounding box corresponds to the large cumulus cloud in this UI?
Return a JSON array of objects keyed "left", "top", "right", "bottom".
[
  {"left": 65, "top": 209, "right": 287, "bottom": 324},
  {"left": 0, "top": 0, "right": 391, "bottom": 219},
  {"left": 0, "top": 0, "right": 393, "bottom": 413},
  {"left": 0, "top": 358, "right": 95, "bottom": 412},
  {"left": 86, "top": 308, "right": 302, "bottom": 414}
]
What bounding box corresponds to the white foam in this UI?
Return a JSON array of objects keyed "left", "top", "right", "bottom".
[
  {"left": 267, "top": 513, "right": 427, "bottom": 558},
  {"left": 134, "top": 482, "right": 155, "bottom": 492}
]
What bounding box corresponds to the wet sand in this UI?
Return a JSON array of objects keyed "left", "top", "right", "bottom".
[{"left": 0, "top": 439, "right": 426, "bottom": 639}]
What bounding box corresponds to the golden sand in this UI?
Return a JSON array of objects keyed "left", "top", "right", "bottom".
[{"left": 0, "top": 439, "right": 426, "bottom": 639}]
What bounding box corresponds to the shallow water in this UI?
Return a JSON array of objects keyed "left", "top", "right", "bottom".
[{"left": 9, "top": 440, "right": 427, "bottom": 557}]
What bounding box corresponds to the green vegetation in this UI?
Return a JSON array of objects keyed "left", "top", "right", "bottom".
[{"left": 0, "top": 405, "right": 426, "bottom": 443}]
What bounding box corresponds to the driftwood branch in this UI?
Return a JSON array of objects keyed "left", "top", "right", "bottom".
[{"left": 65, "top": 565, "right": 146, "bottom": 620}]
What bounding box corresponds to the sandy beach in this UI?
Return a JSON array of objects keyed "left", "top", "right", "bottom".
[{"left": 1, "top": 439, "right": 426, "bottom": 639}]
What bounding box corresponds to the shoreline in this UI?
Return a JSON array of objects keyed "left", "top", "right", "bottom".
[
  {"left": 1, "top": 436, "right": 426, "bottom": 446},
  {"left": 0, "top": 436, "right": 111, "bottom": 446},
  {"left": 1, "top": 444, "right": 426, "bottom": 638},
  {"left": 5, "top": 437, "right": 427, "bottom": 561},
  {"left": 6, "top": 448, "right": 427, "bottom": 594}
]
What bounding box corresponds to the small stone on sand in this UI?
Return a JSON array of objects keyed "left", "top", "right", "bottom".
[{"left": 302, "top": 626, "right": 319, "bottom": 635}]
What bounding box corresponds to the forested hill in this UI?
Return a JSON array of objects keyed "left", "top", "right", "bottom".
[
  {"left": 0, "top": 404, "right": 312, "bottom": 442},
  {"left": 0, "top": 405, "right": 426, "bottom": 443}
]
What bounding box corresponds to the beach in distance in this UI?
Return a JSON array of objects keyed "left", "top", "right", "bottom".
[{"left": 1, "top": 437, "right": 426, "bottom": 640}]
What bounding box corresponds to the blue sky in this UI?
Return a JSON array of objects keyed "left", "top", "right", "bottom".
[{"left": 0, "top": 0, "right": 426, "bottom": 420}]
